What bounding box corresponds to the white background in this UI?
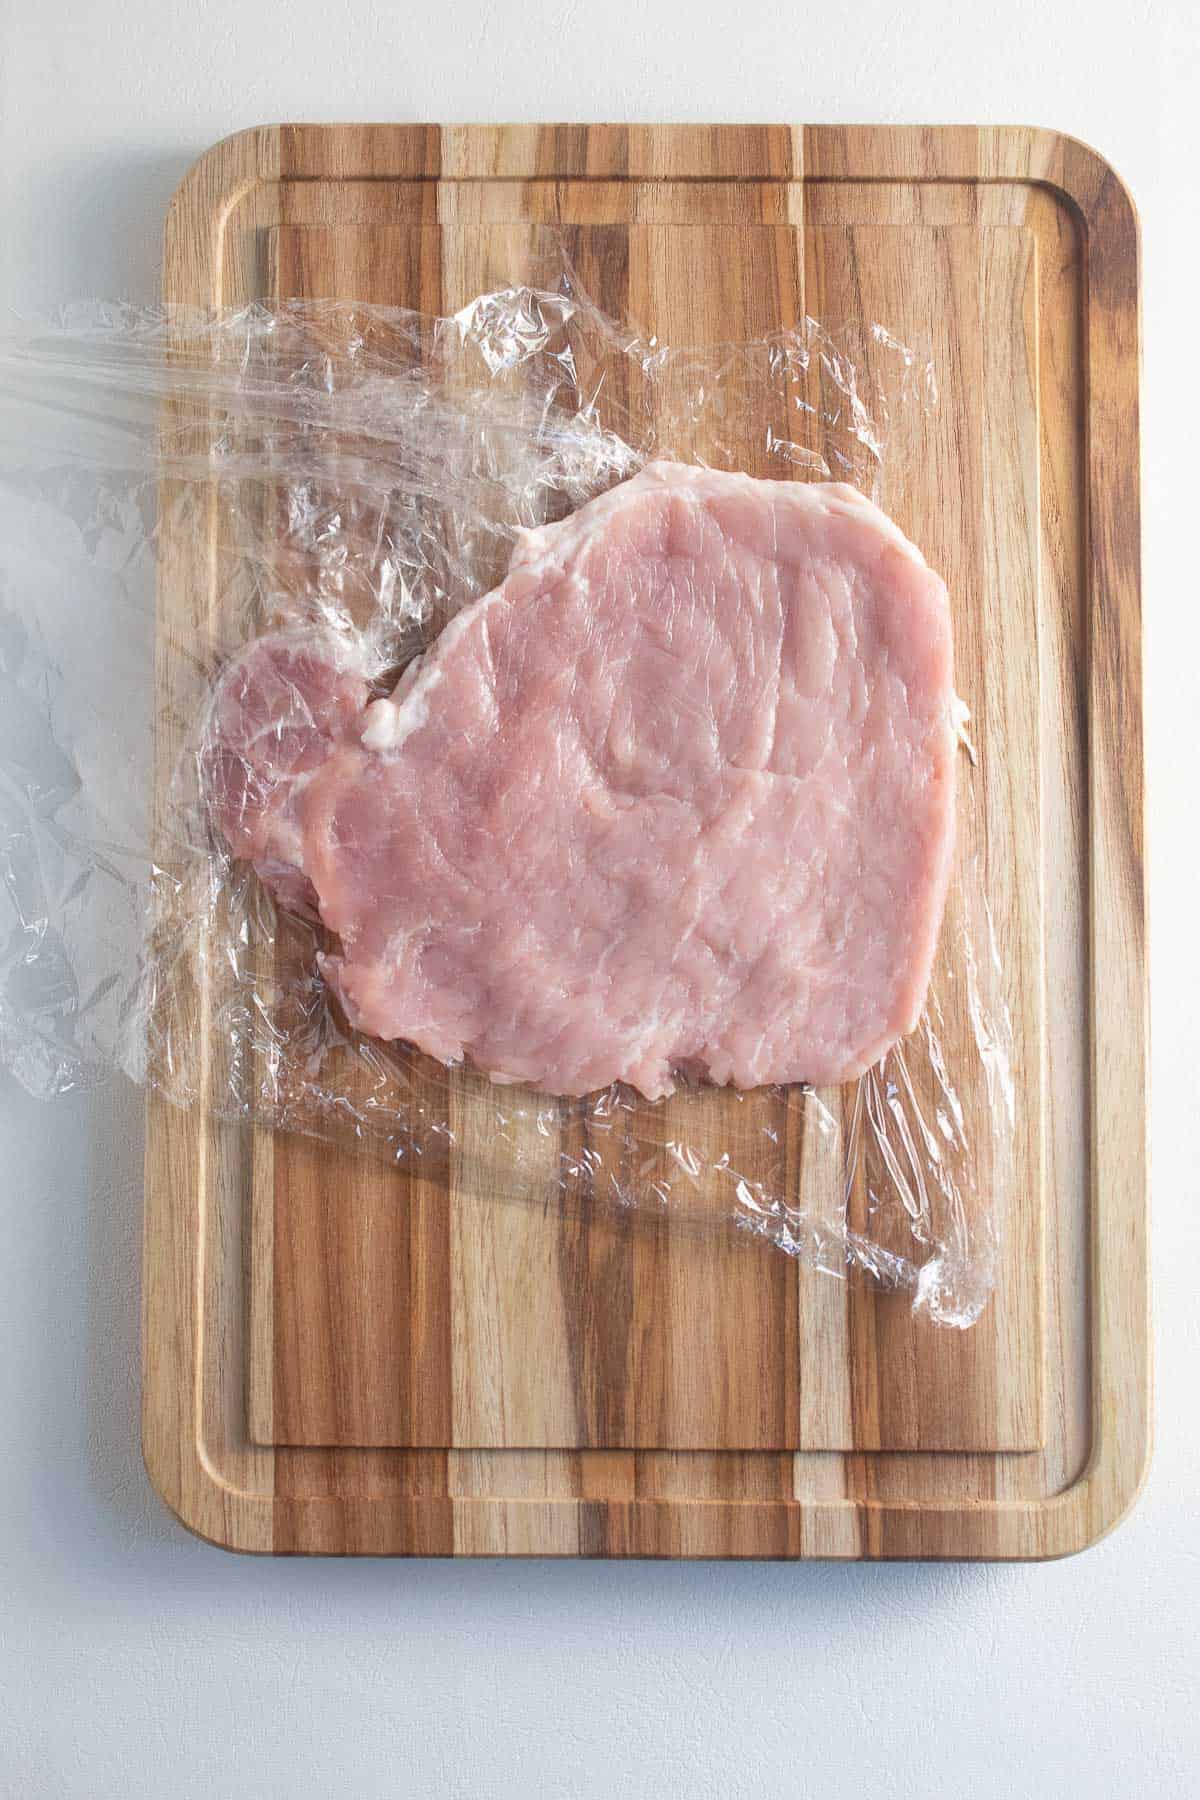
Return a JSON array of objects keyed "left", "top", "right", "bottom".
[{"left": 1, "top": 3, "right": 1196, "bottom": 1795}]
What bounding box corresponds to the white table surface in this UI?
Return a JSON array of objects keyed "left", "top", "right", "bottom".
[{"left": 1, "top": 3, "right": 1195, "bottom": 1795}]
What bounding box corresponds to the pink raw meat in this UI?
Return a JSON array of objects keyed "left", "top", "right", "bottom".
[{"left": 205, "top": 462, "right": 956, "bottom": 1099}]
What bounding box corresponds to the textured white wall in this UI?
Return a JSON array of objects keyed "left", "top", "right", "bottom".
[{"left": 1, "top": 3, "right": 1196, "bottom": 1795}]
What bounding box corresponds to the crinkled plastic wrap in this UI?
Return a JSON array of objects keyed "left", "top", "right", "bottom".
[{"left": 0, "top": 270, "right": 1012, "bottom": 1326}]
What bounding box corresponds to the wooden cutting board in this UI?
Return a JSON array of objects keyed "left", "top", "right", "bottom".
[{"left": 142, "top": 124, "right": 1147, "bottom": 1557}]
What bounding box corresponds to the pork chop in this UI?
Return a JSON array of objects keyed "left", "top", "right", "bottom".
[{"left": 205, "top": 462, "right": 956, "bottom": 1099}]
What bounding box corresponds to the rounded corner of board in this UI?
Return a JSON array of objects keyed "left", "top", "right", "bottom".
[
  {"left": 140, "top": 1432, "right": 271, "bottom": 1556},
  {"left": 1016, "top": 126, "right": 1141, "bottom": 249},
  {"left": 1036, "top": 1434, "right": 1153, "bottom": 1562},
  {"left": 162, "top": 127, "right": 280, "bottom": 279}
]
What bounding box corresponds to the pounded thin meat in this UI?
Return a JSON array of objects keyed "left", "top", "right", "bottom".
[{"left": 205, "top": 462, "right": 956, "bottom": 1099}]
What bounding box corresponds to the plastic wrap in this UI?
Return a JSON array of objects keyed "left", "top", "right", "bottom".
[{"left": 0, "top": 270, "right": 1012, "bottom": 1326}]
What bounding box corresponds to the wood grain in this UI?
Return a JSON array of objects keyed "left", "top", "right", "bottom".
[{"left": 143, "top": 124, "right": 1148, "bottom": 1558}]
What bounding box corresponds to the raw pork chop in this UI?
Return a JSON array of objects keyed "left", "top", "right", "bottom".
[{"left": 205, "top": 462, "right": 956, "bottom": 1099}]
